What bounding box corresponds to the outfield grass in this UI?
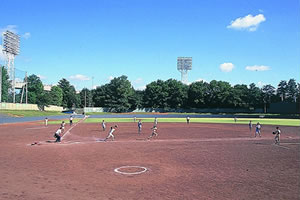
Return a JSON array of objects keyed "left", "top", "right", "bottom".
[
  {"left": 0, "top": 110, "right": 66, "bottom": 117},
  {"left": 46, "top": 118, "right": 81, "bottom": 125},
  {"left": 84, "top": 117, "right": 300, "bottom": 126}
]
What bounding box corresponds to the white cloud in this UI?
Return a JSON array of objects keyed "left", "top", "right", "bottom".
[
  {"left": 245, "top": 65, "right": 270, "bottom": 71},
  {"left": 69, "top": 74, "right": 90, "bottom": 81},
  {"left": 220, "top": 63, "right": 234, "bottom": 72},
  {"left": 23, "top": 32, "right": 31, "bottom": 39},
  {"left": 227, "top": 14, "right": 266, "bottom": 31},
  {"left": 133, "top": 78, "right": 143, "bottom": 84},
  {"left": 37, "top": 74, "right": 46, "bottom": 80}
]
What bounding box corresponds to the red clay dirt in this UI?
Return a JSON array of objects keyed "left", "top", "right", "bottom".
[{"left": 0, "top": 120, "right": 299, "bottom": 200}]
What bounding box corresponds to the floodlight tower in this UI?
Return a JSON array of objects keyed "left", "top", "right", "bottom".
[
  {"left": 177, "top": 57, "right": 192, "bottom": 84},
  {"left": 2, "top": 30, "right": 20, "bottom": 103}
]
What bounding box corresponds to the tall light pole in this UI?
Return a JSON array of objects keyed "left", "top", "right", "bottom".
[{"left": 2, "top": 30, "right": 20, "bottom": 103}]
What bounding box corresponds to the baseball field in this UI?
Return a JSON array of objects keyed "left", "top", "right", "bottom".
[{"left": 0, "top": 117, "right": 299, "bottom": 200}]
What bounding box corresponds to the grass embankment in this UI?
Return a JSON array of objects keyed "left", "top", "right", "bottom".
[
  {"left": 0, "top": 110, "right": 65, "bottom": 117},
  {"left": 84, "top": 117, "right": 300, "bottom": 126}
]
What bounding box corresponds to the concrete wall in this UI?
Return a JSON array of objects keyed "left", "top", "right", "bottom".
[{"left": 0, "top": 103, "right": 63, "bottom": 112}]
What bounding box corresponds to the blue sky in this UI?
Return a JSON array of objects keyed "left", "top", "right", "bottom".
[{"left": 0, "top": 0, "right": 299, "bottom": 91}]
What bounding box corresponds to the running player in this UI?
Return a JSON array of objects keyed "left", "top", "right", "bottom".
[
  {"left": 54, "top": 127, "right": 63, "bottom": 142},
  {"left": 148, "top": 125, "right": 158, "bottom": 139},
  {"left": 273, "top": 127, "right": 281, "bottom": 145},
  {"left": 104, "top": 125, "right": 118, "bottom": 141},
  {"left": 138, "top": 120, "right": 142, "bottom": 134}
]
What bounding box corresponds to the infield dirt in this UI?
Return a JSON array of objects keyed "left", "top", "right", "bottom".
[{"left": 0, "top": 120, "right": 299, "bottom": 200}]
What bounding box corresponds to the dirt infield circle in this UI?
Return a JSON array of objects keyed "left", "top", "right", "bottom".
[{"left": 114, "top": 166, "right": 148, "bottom": 175}]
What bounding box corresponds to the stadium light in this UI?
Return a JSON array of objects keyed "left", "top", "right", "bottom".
[
  {"left": 2, "top": 30, "right": 20, "bottom": 103},
  {"left": 177, "top": 57, "right": 192, "bottom": 84}
]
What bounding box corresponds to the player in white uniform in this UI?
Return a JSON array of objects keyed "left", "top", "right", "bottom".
[
  {"left": 69, "top": 116, "right": 73, "bottom": 126},
  {"left": 186, "top": 116, "right": 190, "bottom": 124},
  {"left": 104, "top": 125, "right": 118, "bottom": 141},
  {"left": 154, "top": 117, "right": 158, "bottom": 126},
  {"left": 273, "top": 127, "right": 281, "bottom": 145},
  {"left": 255, "top": 122, "right": 261, "bottom": 137},
  {"left": 54, "top": 127, "right": 63, "bottom": 142},
  {"left": 45, "top": 117, "right": 48, "bottom": 126},
  {"left": 148, "top": 126, "right": 158, "bottom": 139},
  {"left": 101, "top": 120, "right": 106, "bottom": 131},
  {"left": 60, "top": 121, "right": 65, "bottom": 133}
]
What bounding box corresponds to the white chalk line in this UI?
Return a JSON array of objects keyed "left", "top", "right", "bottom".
[
  {"left": 31, "top": 136, "right": 300, "bottom": 146},
  {"left": 61, "top": 116, "right": 89, "bottom": 140},
  {"left": 114, "top": 166, "right": 148, "bottom": 175},
  {"left": 26, "top": 126, "right": 48, "bottom": 130},
  {"left": 272, "top": 144, "right": 290, "bottom": 150}
]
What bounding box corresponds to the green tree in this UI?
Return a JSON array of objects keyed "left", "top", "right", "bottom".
[
  {"left": 49, "top": 86, "right": 63, "bottom": 106},
  {"left": 93, "top": 85, "right": 107, "bottom": 107},
  {"left": 247, "top": 83, "right": 262, "bottom": 109},
  {"left": 287, "top": 79, "right": 298, "bottom": 102},
  {"left": 1, "top": 66, "right": 10, "bottom": 102},
  {"left": 143, "top": 80, "right": 167, "bottom": 109},
  {"left": 261, "top": 84, "right": 276, "bottom": 112},
  {"left": 231, "top": 84, "right": 249, "bottom": 108},
  {"left": 207, "top": 80, "right": 232, "bottom": 108},
  {"left": 187, "top": 81, "right": 209, "bottom": 108},
  {"left": 79, "top": 88, "right": 93, "bottom": 108},
  {"left": 164, "top": 79, "right": 188, "bottom": 110},
  {"left": 277, "top": 80, "right": 288, "bottom": 101},
  {"left": 93, "top": 76, "right": 136, "bottom": 112},
  {"left": 134, "top": 90, "right": 144, "bottom": 109},
  {"left": 58, "top": 78, "right": 79, "bottom": 109},
  {"left": 27, "top": 74, "right": 44, "bottom": 104}
]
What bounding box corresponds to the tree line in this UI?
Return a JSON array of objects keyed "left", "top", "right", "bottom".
[{"left": 1, "top": 68, "right": 299, "bottom": 112}]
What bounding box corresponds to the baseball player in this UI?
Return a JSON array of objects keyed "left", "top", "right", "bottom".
[
  {"left": 54, "top": 127, "right": 63, "bottom": 142},
  {"left": 101, "top": 120, "right": 106, "bottom": 131},
  {"left": 44, "top": 117, "right": 48, "bottom": 126},
  {"left": 154, "top": 117, "right": 158, "bottom": 126},
  {"left": 249, "top": 120, "right": 252, "bottom": 132},
  {"left": 104, "top": 125, "right": 118, "bottom": 141},
  {"left": 186, "top": 116, "right": 190, "bottom": 124},
  {"left": 148, "top": 125, "right": 158, "bottom": 140},
  {"left": 69, "top": 115, "right": 73, "bottom": 126},
  {"left": 273, "top": 127, "right": 281, "bottom": 145},
  {"left": 138, "top": 120, "right": 142, "bottom": 134},
  {"left": 60, "top": 121, "right": 65, "bottom": 133},
  {"left": 255, "top": 122, "right": 262, "bottom": 137}
]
